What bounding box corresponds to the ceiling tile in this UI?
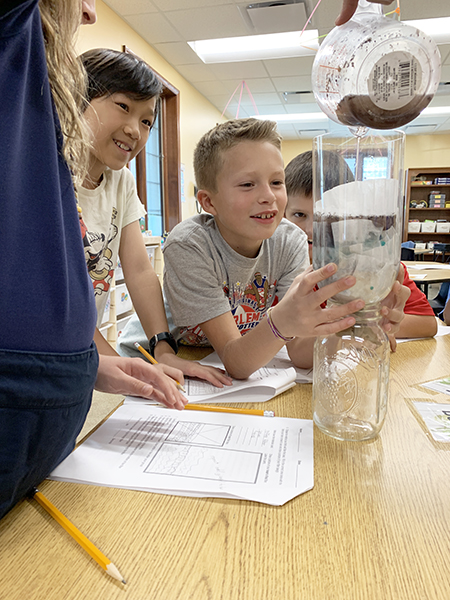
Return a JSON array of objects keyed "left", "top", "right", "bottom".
[
  {"left": 104, "top": 0, "right": 158, "bottom": 16},
  {"left": 192, "top": 80, "right": 231, "bottom": 96},
  {"left": 176, "top": 63, "right": 220, "bottom": 83},
  {"left": 438, "top": 44, "right": 450, "bottom": 65},
  {"left": 124, "top": 13, "right": 183, "bottom": 44},
  {"left": 152, "top": 0, "right": 234, "bottom": 10},
  {"left": 263, "top": 56, "right": 315, "bottom": 78},
  {"left": 221, "top": 78, "right": 276, "bottom": 94},
  {"left": 209, "top": 61, "right": 268, "bottom": 80},
  {"left": 153, "top": 43, "right": 204, "bottom": 67},
  {"left": 164, "top": 6, "right": 248, "bottom": 41},
  {"left": 277, "top": 123, "right": 300, "bottom": 138},
  {"left": 271, "top": 76, "right": 314, "bottom": 93}
]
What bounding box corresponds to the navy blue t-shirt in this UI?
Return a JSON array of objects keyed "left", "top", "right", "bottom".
[{"left": 0, "top": 0, "right": 97, "bottom": 352}]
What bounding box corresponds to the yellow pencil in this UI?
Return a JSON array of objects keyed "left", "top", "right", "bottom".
[
  {"left": 31, "top": 489, "right": 126, "bottom": 584},
  {"left": 184, "top": 404, "right": 275, "bottom": 417},
  {"left": 134, "top": 341, "right": 186, "bottom": 393}
]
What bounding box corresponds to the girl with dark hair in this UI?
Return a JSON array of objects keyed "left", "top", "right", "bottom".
[{"left": 78, "top": 48, "right": 231, "bottom": 388}]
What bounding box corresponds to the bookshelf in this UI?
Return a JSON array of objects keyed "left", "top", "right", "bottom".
[{"left": 403, "top": 168, "right": 450, "bottom": 248}]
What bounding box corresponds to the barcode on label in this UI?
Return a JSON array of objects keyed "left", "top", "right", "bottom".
[{"left": 399, "top": 61, "right": 411, "bottom": 97}]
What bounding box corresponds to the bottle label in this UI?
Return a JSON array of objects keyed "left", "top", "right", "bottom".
[{"left": 369, "top": 52, "right": 422, "bottom": 110}]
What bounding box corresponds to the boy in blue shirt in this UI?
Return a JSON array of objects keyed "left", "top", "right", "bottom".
[{"left": 120, "top": 118, "right": 409, "bottom": 378}]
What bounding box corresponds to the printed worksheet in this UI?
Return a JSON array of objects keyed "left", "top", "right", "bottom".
[
  {"left": 50, "top": 404, "right": 314, "bottom": 506},
  {"left": 412, "top": 401, "right": 450, "bottom": 442},
  {"left": 125, "top": 362, "right": 297, "bottom": 405},
  {"left": 420, "top": 375, "right": 450, "bottom": 395}
]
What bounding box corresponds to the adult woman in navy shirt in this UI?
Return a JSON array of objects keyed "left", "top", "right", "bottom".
[{"left": 0, "top": 0, "right": 185, "bottom": 520}]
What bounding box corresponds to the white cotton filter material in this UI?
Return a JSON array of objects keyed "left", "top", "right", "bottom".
[{"left": 313, "top": 179, "right": 401, "bottom": 304}]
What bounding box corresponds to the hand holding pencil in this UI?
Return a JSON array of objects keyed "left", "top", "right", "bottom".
[{"left": 96, "top": 354, "right": 187, "bottom": 410}]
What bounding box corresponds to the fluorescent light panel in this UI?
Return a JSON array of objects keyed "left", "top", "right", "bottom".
[
  {"left": 253, "top": 106, "right": 450, "bottom": 124},
  {"left": 188, "top": 16, "right": 450, "bottom": 65},
  {"left": 405, "top": 17, "right": 450, "bottom": 45},
  {"left": 188, "top": 30, "right": 318, "bottom": 63}
]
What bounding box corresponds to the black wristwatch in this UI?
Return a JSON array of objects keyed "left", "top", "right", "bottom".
[{"left": 148, "top": 332, "right": 178, "bottom": 358}]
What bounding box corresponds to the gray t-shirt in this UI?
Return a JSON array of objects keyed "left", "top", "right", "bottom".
[{"left": 118, "top": 214, "right": 309, "bottom": 356}]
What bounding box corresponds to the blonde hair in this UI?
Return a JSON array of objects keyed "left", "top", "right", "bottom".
[
  {"left": 194, "top": 118, "right": 282, "bottom": 192},
  {"left": 39, "top": 0, "right": 89, "bottom": 186}
]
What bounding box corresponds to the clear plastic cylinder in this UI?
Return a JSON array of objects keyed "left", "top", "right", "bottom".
[{"left": 312, "top": 129, "right": 405, "bottom": 306}]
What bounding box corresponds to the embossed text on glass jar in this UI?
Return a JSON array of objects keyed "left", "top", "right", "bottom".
[{"left": 312, "top": 307, "right": 390, "bottom": 441}]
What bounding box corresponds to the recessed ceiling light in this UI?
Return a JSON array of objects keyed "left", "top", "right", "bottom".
[{"left": 188, "top": 30, "right": 319, "bottom": 63}]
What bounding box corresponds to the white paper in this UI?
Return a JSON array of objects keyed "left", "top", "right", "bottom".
[
  {"left": 200, "top": 348, "right": 313, "bottom": 385},
  {"left": 412, "top": 401, "right": 450, "bottom": 442},
  {"left": 407, "top": 263, "right": 450, "bottom": 271},
  {"left": 49, "top": 404, "right": 314, "bottom": 506},
  {"left": 125, "top": 355, "right": 298, "bottom": 406},
  {"left": 420, "top": 375, "right": 450, "bottom": 396}
]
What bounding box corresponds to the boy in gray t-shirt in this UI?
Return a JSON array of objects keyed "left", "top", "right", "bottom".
[{"left": 120, "top": 118, "right": 408, "bottom": 379}]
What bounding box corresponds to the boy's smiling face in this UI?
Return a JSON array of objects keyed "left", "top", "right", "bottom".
[
  {"left": 83, "top": 92, "right": 156, "bottom": 186},
  {"left": 285, "top": 193, "right": 313, "bottom": 261},
  {"left": 197, "top": 140, "right": 287, "bottom": 258}
]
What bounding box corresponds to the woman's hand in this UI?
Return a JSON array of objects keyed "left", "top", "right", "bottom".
[
  {"left": 95, "top": 354, "right": 188, "bottom": 410},
  {"left": 335, "top": 0, "right": 394, "bottom": 26}
]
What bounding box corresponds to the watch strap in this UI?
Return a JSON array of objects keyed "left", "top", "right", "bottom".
[{"left": 148, "top": 332, "right": 178, "bottom": 357}]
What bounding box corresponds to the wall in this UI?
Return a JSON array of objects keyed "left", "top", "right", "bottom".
[
  {"left": 77, "top": 2, "right": 450, "bottom": 220},
  {"left": 282, "top": 135, "right": 450, "bottom": 170},
  {"left": 76, "top": 0, "right": 223, "bottom": 221}
]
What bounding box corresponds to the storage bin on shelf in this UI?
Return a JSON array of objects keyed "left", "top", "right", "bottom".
[
  {"left": 421, "top": 221, "right": 436, "bottom": 233},
  {"left": 408, "top": 221, "right": 421, "bottom": 233}
]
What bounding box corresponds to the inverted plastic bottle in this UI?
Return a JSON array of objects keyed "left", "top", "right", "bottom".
[{"left": 311, "top": 0, "right": 441, "bottom": 130}]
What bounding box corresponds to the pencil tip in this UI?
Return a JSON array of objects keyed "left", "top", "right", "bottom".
[{"left": 122, "top": 579, "right": 127, "bottom": 585}]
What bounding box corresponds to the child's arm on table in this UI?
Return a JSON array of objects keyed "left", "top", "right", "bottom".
[
  {"left": 201, "top": 264, "right": 364, "bottom": 378},
  {"left": 395, "top": 314, "right": 437, "bottom": 339},
  {"left": 119, "top": 221, "right": 232, "bottom": 387}
]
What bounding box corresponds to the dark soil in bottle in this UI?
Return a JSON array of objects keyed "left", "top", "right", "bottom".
[{"left": 336, "top": 94, "right": 433, "bottom": 129}]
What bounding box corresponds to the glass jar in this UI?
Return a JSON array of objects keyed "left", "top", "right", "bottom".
[
  {"left": 313, "top": 307, "right": 389, "bottom": 441},
  {"left": 311, "top": 0, "right": 441, "bottom": 130}
]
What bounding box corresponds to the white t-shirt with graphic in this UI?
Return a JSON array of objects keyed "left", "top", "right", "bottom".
[{"left": 78, "top": 167, "right": 146, "bottom": 327}]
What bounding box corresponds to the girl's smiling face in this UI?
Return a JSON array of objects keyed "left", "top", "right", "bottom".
[{"left": 83, "top": 92, "right": 156, "bottom": 187}]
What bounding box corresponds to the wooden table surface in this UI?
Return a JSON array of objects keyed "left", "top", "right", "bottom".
[
  {"left": 1, "top": 340, "right": 450, "bottom": 600},
  {"left": 404, "top": 261, "right": 450, "bottom": 284}
]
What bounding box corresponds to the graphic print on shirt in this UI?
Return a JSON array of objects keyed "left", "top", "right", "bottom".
[
  {"left": 233, "top": 272, "right": 277, "bottom": 333},
  {"left": 179, "top": 271, "right": 279, "bottom": 346},
  {"left": 81, "top": 208, "right": 118, "bottom": 297}
]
